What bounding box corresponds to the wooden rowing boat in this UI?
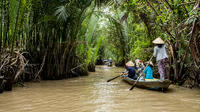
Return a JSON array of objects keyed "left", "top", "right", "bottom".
[{"left": 121, "top": 75, "right": 171, "bottom": 91}]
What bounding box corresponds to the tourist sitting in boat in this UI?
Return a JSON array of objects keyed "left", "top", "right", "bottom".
[
  {"left": 124, "top": 61, "right": 137, "bottom": 80},
  {"left": 144, "top": 61, "right": 154, "bottom": 79},
  {"left": 135, "top": 59, "right": 145, "bottom": 76}
]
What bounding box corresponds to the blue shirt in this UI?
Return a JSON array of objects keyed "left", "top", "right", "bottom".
[{"left": 144, "top": 65, "right": 154, "bottom": 79}]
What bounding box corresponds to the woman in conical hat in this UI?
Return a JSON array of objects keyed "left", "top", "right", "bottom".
[
  {"left": 125, "top": 61, "right": 137, "bottom": 80},
  {"left": 153, "top": 37, "right": 168, "bottom": 81}
]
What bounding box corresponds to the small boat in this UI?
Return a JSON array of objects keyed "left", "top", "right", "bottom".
[{"left": 121, "top": 75, "right": 171, "bottom": 91}]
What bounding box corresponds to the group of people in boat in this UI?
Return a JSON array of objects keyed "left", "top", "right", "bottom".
[
  {"left": 124, "top": 37, "right": 168, "bottom": 81},
  {"left": 124, "top": 59, "right": 153, "bottom": 80}
]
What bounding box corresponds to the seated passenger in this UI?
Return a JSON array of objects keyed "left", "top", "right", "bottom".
[
  {"left": 135, "top": 59, "right": 145, "bottom": 75},
  {"left": 125, "top": 61, "right": 137, "bottom": 80},
  {"left": 144, "top": 61, "right": 154, "bottom": 79}
]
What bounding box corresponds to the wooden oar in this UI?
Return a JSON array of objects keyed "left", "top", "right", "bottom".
[
  {"left": 107, "top": 72, "right": 125, "bottom": 82},
  {"left": 129, "top": 55, "right": 154, "bottom": 90}
]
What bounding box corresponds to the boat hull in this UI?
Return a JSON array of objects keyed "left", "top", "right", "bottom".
[{"left": 122, "top": 75, "right": 171, "bottom": 90}]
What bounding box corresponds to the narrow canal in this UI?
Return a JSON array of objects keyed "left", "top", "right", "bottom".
[{"left": 0, "top": 65, "right": 200, "bottom": 112}]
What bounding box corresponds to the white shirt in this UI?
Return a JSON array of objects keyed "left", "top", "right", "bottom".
[{"left": 153, "top": 45, "right": 168, "bottom": 61}]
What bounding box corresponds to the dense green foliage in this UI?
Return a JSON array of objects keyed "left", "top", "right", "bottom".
[
  {"left": 93, "top": 0, "right": 200, "bottom": 86},
  {"left": 0, "top": 0, "right": 200, "bottom": 87}
]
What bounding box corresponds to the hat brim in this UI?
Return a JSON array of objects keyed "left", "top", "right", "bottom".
[
  {"left": 126, "top": 61, "right": 135, "bottom": 67},
  {"left": 153, "top": 42, "right": 165, "bottom": 44},
  {"left": 126, "top": 64, "right": 135, "bottom": 67},
  {"left": 153, "top": 37, "right": 165, "bottom": 44},
  {"left": 145, "top": 62, "right": 154, "bottom": 66}
]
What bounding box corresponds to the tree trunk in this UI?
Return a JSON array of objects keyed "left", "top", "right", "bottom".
[
  {"left": 5, "top": 0, "right": 10, "bottom": 47},
  {"left": 11, "top": 0, "right": 22, "bottom": 53},
  {"left": 0, "top": 0, "right": 3, "bottom": 53}
]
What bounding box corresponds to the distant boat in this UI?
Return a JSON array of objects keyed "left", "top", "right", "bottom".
[
  {"left": 104, "top": 59, "right": 108, "bottom": 62},
  {"left": 121, "top": 75, "right": 171, "bottom": 91}
]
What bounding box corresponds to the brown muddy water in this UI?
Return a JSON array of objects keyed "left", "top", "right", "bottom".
[{"left": 0, "top": 65, "right": 200, "bottom": 112}]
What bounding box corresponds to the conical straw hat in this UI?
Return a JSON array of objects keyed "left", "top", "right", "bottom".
[
  {"left": 145, "top": 61, "right": 154, "bottom": 66},
  {"left": 126, "top": 61, "right": 135, "bottom": 67},
  {"left": 153, "top": 37, "right": 164, "bottom": 44}
]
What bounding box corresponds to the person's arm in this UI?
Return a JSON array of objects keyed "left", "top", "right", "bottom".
[
  {"left": 164, "top": 44, "right": 167, "bottom": 48},
  {"left": 153, "top": 46, "right": 157, "bottom": 57},
  {"left": 144, "top": 66, "right": 148, "bottom": 74},
  {"left": 144, "top": 66, "right": 149, "bottom": 79},
  {"left": 123, "top": 69, "right": 128, "bottom": 75}
]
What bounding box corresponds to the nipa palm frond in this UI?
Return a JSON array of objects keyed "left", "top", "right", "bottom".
[{"left": 55, "top": 5, "right": 69, "bottom": 22}]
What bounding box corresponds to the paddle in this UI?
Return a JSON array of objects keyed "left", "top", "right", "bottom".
[
  {"left": 107, "top": 72, "right": 125, "bottom": 82},
  {"left": 129, "top": 55, "right": 154, "bottom": 90}
]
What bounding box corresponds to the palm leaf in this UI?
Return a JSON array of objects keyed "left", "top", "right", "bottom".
[{"left": 54, "top": 5, "right": 69, "bottom": 22}]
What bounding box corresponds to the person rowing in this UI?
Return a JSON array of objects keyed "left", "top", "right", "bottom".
[
  {"left": 153, "top": 37, "right": 168, "bottom": 81},
  {"left": 107, "top": 60, "right": 137, "bottom": 82},
  {"left": 124, "top": 61, "right": 138, "bottom": 80}
]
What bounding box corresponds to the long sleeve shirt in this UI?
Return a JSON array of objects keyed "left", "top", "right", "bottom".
[
  {"left": 126, "top": 67, "right": 137, "bottom": 79},
  {"left": 153, "top": 45, "right": 168, "bottom": 61}
]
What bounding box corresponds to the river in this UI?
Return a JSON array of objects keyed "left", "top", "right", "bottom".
[{"left": 0, "top": 65, "right": 200, "bottom": 112}]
